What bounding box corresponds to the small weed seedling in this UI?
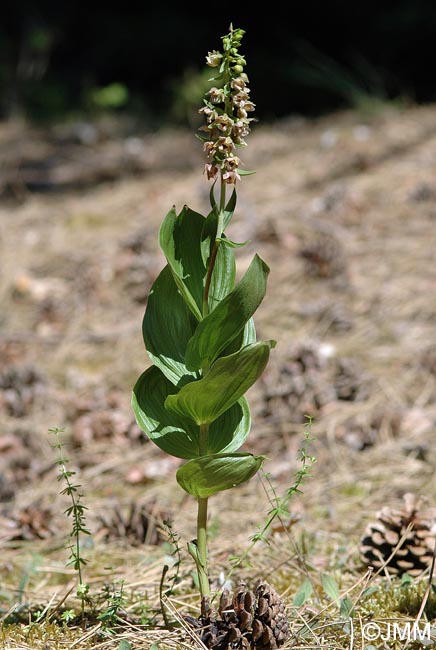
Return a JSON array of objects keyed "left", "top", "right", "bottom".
[{"left": 49, "top": 427, "right": 91, "bottom": 624}]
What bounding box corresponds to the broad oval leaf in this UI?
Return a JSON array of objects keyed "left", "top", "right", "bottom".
[
  {"left": 132, "top": 367, "right": 251, "bottom": 458},
  {"left": 221, "top": 317, "right": 256, "bottom": 360},
  {"left": 142, "top": 265, "right": 197, "bottom": 385},
  {"left": 185, "top": 255, "right": 269, "bottom": 371},
  {"left": 132, "top": 366, "right": 199, "bottom": 458},
  {"left": 165, "top": 340, "right": 276, "bottom": 425},
  {"left": 159, "top": 205, "right": 206, "bottom": 321},
  {"left": 176, "top": 453, "right": 264, "bottom": 498},
  {"left": 208, "top": 396, "right": 251, "bottom": 454}
]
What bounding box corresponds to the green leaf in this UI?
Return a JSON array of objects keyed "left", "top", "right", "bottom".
[
  {"left": 185, "top": 255, "right": 270, "bottom": 371},
  {"left": 339, "top": 596, "right": 354, "bottom": 619},
  {"left": 217, "top": 237, "right": 250, "bottom": 248},
  {"left": 238, "top": 169, "right": 256, "bottom": 176},
  {"left": 222, "top": 317, "right": 256, "bottom": 357},
  {"left": 118, "top": 641, "right": 132, "bottom": 650},
  {"left": 132, "top": 367, "right": 251, "bottom": 458},
  {"left": 159, "top": 205, "right": 205, "bottom": 321},
  {"left": 132, "top": 366, "right": 199, "bottom": 458},
  {"left": 208, "top": 239, "right": 236, "bottom": 310},
  {"left": 223, "top": 189, "right": 237, "bottom": 229},
  {"left": 142, "top": 265, "right": 197, "bottom": 385},
  {"left": 321, "top": 574, "right": 340, "bottom": 607},
  {"left": 208, "top": 396, "right": 251, "bottom": 454},
  {"left": 165, "top": 340, "right": 276, "bottom": 425},
  {"left": 200, "top": 209, "right": 218, "bottom": 267},
  {"left": 176, "top": 453, "right": 264, "bottom": 498},
  {"left": 401, "top": 573, "right": 413, "bottom": 586},
  {"left": 293, "top": 579, "right": 313, "bottom": 607},
  {"left": 361, "top": 585, "right": 378, "bottom": 598}
]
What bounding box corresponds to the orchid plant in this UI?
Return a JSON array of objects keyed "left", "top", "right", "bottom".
[{"left": 132, "top": 26, "right": 274, "bottom": 607}]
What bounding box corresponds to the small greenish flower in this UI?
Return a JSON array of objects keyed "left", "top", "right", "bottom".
[
  {"left": 199, "top": 105, "right": 218, "bottom": 120},
  {"left": 223, "top": 169, "right": 241, "bottom": 184},
  {"left": 216, "top": 136, "right": 234, "bottom": 155},
  {"left": 224, "top": 155, "right": 240, "bottom": 171},
  {"left": 208, "top": 87, "right": 226, "bottom": 104},
  {"left": 203, "top": 140, "right": 216, "bottom": 156},
  {"left": 231, "top": 76, "right": 247, "bottom": 91},
  {"left": 206, "top": 50, "right": 223, "bottom": 67},
  {"left": 233, "top": 119, "right": 250, "bottom": 142},
  {"left": 213, "top": 114, "right": 234, "bottom": 134}
]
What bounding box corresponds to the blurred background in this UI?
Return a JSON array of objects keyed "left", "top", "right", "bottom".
[{"left": 1, "top": 2, "right": 436, "bottom": 124}]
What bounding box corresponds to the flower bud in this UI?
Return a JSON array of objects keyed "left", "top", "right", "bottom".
[
  {"left": 233, "top": 65, "right": 244, "bottom": 74},
  {"left": 232, "top": 29, "right": 245, "bottom": 41}
]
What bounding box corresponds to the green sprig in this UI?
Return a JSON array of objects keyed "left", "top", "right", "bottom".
[{"left": 49, "top": 427, "right": 91, "bottom": 625}]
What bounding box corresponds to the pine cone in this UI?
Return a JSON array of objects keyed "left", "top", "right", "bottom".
[
  {"left": 360, "top": 493, "right": 436, "bottom": 576},
  {"left": 188, "top": 581, "right": 289, "bottom": 649},
  {"left": 95, "top": 501, "right": 166, "bottom": 546}
]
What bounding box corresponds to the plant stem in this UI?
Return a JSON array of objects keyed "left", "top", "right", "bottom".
[
  {"left": 202, "top": 176, "right": 226, "bottom": 317},
  {"left": 219, "top": 173, "right": 226, "bottom": 214},
  {"left": 196, "top": 496, "right": 210, "bottom": 599},
  {"left": 199, "top": 422, "right": 209, "bottom": 455},
  {"left": 196, "top": 424, "right": 210, "bottom": 599},
  {"left": 196, "top": 177, "right": 227, "bottom": 600}
]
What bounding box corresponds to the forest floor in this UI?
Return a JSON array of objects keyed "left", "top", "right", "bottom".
[{"left": 1, "top": 104, "right": 436, "bottom": 649}]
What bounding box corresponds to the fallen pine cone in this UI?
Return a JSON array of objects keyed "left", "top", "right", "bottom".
[
  {"left": 360, "top": 493, "right": 436, "bottom": 577},
  {"left": 186, "top": 580, "right": 289, "bottom": 649}
]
